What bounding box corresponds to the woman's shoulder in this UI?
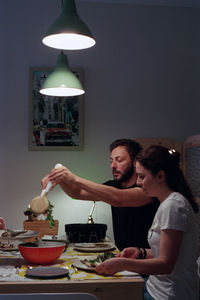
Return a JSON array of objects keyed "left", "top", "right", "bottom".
[
  {"left": 159, "top": 192, "right": 194, "bottom": 230},
  {"left": 165, "top": 192, "right": 187, "bottom": 204},
  {"left": 161, "top": 192, "right": 193, "bottom": 215}
]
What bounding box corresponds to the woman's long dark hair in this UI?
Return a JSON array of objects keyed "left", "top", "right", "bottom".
[{"left": 137, "top": 145, "right": 199, "bottom": 213}]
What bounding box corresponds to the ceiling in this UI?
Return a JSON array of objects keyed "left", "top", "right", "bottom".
[{"left": 78, "top": 0, "right": 200, "bottom": 7}]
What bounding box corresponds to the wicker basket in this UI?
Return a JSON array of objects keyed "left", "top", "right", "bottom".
[{"left": 65, "top": 223, "right": 107, "bottom": 243}]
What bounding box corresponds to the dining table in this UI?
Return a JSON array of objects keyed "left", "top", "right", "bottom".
[{"left": 0, "top": 242, "right": 144, "bottom": 300}]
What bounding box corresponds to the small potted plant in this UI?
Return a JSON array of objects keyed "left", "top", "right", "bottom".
[{"left": 23, "top": 201, "right": 58, "bottom": 238}]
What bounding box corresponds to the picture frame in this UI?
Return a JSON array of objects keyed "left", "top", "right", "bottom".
[{"left": 29, "top": 67, "right": 84, "bottom": 151}]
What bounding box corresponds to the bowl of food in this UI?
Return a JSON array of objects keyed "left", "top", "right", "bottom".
[{"left": 18, "top": 241, "right": 66, "bottom": 264}]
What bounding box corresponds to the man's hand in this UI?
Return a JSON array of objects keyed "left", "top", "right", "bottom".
[{"left": 48, "top": 165, "right": 76, "bottom": 185}]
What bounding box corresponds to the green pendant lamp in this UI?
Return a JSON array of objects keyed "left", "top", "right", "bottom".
[
  {"left": 42, "top": 0, "right": 96, "bottom": 50},
  {"left": 40, "top": 51, "right": 85, "bottom": 97}
]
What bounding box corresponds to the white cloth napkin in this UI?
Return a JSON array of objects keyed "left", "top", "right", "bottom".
[
  {"left": 0, "top": 265, "right": 31, "bottom": 281},
  {"left": 117, "top": 270, "right": 140, "bottom": 277}
]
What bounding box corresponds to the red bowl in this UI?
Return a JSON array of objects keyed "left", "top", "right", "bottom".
[{"left": 18, "top": 241, "right": 65, "bottom": 264}]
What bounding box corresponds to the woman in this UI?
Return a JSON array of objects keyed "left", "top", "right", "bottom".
[{"left": 95, "top": 146, "right": 199, "bottom": 300}]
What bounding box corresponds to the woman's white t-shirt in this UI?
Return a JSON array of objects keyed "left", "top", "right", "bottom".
[{"left": 147, "top": 192, "right": 199, "bottom": 300}]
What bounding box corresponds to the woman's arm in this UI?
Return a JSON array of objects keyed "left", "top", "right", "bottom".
[
  {"left": 95, "top": 229, "right": 183, "bottom": 276},
  {"left": 47, "top": 165, "right": 152, "bottom": 207},
  {"left": 118, "top": 247, "right": 154, "bottom": 259}
]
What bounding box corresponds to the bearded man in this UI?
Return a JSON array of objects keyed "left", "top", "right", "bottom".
[{"left": 104, "top": 139, "right": 159, "bottom": 251}]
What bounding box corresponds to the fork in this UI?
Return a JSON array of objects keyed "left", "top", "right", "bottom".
[
  {"left": 65, "top": 266, "right": 71, "bottom": 280},
  {"left": 71, "top": 264, "right": 78, "bottom": 273}
]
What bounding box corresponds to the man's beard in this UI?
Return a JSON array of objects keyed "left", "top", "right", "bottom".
[{"left": 113, "top": 164, "right": 134, "bottom": 183}]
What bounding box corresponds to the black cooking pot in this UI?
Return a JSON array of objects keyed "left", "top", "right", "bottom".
[{"left": 65, "top": 223, "right": 107, "bottom": 243}]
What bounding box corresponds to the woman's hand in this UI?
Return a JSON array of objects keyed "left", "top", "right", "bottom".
[
  {"left": 117, "top": 247, "right": 139, "bottom": 259},
  {"left": 95, "top": 257, "right": 124, "bottom": 276}
]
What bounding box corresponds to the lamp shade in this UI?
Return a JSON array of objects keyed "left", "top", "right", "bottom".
[
  {"left": 42, "top": 0, "right": 96, "bottom": 50},
  {"left": 40, "top": 52, "right": 85, "bottom": 97}
]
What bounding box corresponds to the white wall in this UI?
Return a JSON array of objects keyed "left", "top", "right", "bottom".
[{"left": 0, "top": 0, "right": 200, "bottom": 241}]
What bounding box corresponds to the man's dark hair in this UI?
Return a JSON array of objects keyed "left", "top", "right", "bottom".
[{"left": 110, "top": 139, "right": 142, "bottom": 161}]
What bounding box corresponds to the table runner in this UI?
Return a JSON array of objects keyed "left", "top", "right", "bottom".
[{"left": 0, "top": 245, "right": 139, "bottom": 281}]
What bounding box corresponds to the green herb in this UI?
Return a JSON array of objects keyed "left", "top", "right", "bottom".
[
  {"left": 89, "top": 251, "right": 115, "bottom": 264},
  {"left": 45, "top": 201, "right": 55, "bottom": 228}
]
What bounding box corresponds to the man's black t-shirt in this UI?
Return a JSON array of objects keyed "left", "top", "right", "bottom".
[{"left": 104, "top": 180, "right": 160, "bottom": 251}]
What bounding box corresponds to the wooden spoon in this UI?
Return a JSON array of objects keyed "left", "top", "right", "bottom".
[
  {"left": 30, "top": 182, "right": 51, "bottom": 214},
  {"left": 30, "top": 163, "right": 62, "bottom": 214}
]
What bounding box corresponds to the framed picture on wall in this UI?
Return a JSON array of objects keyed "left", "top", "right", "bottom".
[{"left": 29, "top": 67, "right": 84, "bottom": 151}]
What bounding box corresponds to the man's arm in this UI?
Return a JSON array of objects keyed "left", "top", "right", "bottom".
[
  {"left": 41, "top": 173, "right": 93, "bottom": 200},
  {"left": 59, "top": 180, "right": 94, "bottom": 200},
  {"left": 47, "top": 165, "right": 152, "bottom": 207},
  {"left": 75, "top": 176, "right": 152, "bottom": 207}
]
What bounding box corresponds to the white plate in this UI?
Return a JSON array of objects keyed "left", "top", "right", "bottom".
[
  {"left": 74, "top": 242, "right": 116, "bottom": 252},
  {"left": 0, "top": 230, "right": 39, "bottom": 241},
  {"left": 0, "top": 246, "right": 18, "bottom": 251},
  {"left": 0, "top": 240, "right": 19, "bottom": 251},
  {"left": 72, "top": 260, "right": 139, "bottom": 277},
  {"left": 72, "top": 259, "right": 96, "bottom": 272}
]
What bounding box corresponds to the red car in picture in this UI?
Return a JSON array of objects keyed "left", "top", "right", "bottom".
[{"left": 45, "top": 121, "right": 73, "bottom": 146}]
